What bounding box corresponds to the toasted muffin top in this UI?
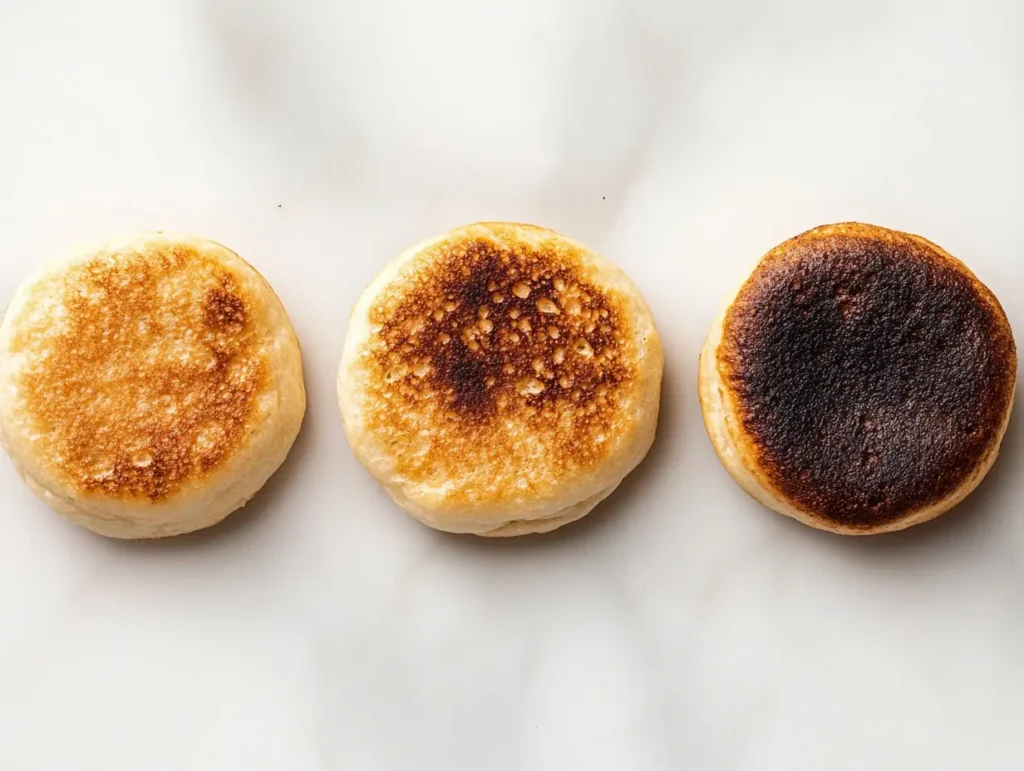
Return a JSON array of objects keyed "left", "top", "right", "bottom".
[
  {"left": 719, "top": 223, "right": 1016, "bottom": 530},
  {"left": 3, "top": 236, "right": 270, "bottom": 501},
  {"left": 353, "top": 223, "right": 652, "bottom": 507}
]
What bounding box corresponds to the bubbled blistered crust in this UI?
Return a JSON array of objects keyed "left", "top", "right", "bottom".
[
  {"left": 340, "top": 222, "right": 663, "bottom": 535},
  {"left": 364, "top": 238, "right": 633, "bottom": 489},
  {"left": 9, "top": 244, "right": 266, "bottom": 499},
  {"left": 716, "top": 223, "right": 1016, "bottom": 532}
]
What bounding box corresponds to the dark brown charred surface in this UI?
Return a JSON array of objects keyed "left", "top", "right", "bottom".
[
  {"left": 720, "top": 227, "right": 1016, "bottom": 529},
  {"left": 12, "top": 242, "right": 268, "bottom": 501},
  {"left": 361, "top": 231, "right": 640, "bottom": 501}
]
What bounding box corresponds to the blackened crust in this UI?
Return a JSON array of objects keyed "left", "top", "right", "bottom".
[{"left": 719, "top": 224, "right": 1016, "bottom": 530}]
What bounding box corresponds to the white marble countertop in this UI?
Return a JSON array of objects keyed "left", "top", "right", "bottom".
[{"left": 1, "top": 1, "right": 1023, "bottom": 769}]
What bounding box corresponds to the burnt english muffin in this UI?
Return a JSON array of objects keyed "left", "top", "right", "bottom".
[{"left": 700, "top": 223, "right": 1016, "bottom": 535}]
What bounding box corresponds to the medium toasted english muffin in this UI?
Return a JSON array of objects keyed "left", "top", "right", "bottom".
[
  {"left": 700, "top": 223, "right": 1016, "bottom": 535},
  {"left": 338, "top": 222, "right": 663, "bottom": 536},
  {"left": 0, "top": 233, "right": 306, "bottom": 538}
]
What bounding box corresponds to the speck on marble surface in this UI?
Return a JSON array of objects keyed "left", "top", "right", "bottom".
[{"left": 1, "top": 1, "right": 1022, "bottom": 769}]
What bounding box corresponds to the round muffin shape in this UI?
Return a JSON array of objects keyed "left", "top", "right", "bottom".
[
  {"left": 339, "top": 222, "right": 663, "bottom": 536},
  {"left": 0, "top": 233, "right": 306, "bottom": 538},
  {"left": 700, "top": 223, "right": 1016, "bottom": 535}
]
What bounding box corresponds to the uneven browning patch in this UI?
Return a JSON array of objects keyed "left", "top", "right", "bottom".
[
  {"left": 11, "top": 243, "right": 268, "bottom": 500},
  {"left": 720, "top": 228, "right": 1016, "bottom": 529},
  {"left": 361, "top": 234, "right": 638, "bottom": 502}
]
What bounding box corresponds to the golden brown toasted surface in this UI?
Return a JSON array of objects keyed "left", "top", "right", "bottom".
[
  {"left": 719, "top": 223, "right": 1016, "bottom": 530},
  {"left": 360, "top": 230, "right": 640, "bottom": 504},
  {"left": 9, "top": 241, "right": 268, "bottom": 500}
]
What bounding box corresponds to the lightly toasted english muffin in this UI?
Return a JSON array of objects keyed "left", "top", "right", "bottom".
[
  {"left": 338, "top": 222, "right": 663, "bottom": 536},
  {"left": 699, "top": 223, "right": 1016, "bottom": 535},
  {"left": 0, "top": 233, "right": 306, "bottom": 538}
]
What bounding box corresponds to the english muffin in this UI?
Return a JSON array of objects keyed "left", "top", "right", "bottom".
[
  {"left": 700, "top": 223, "right": 1016, "bottom": 535},
  {"left": 338, "top": 222, "right": 663, "bottom": 536},
  {"left": 0, "top": 233, "right": 305, "bottom": 538}
]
